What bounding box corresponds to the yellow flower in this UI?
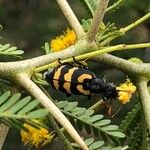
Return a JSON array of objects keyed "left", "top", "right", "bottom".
[
  {"left": 50, "top": 28, "right": 77, "bottom": 51},
  {"left": 20, "top": 121, "right": 54, "bottom": 148},
  {"left": 116, "top": 79, "right": 136, "bottom": 104}
]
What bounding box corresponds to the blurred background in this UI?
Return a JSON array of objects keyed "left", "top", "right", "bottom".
[{"left": 0, "top": 0, "right": 150, "bottom": 149}]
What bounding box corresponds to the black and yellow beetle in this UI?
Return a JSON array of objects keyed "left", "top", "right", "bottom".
[{"left": 44, "top": 58, "right": 118, "bottom": 100}]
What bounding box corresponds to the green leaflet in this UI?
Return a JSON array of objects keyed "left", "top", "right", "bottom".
[
  {"left": 119, "top": 103, "right": 141, "bottom": 133},
  {"left": 0, "top": 93, "right": 21, "bottom": 112},
  {"left": 0, "top": 91, "right": 11, "bottom": 105},
  {"left": 89, "top": 141, "right": 104, "bottom": 149},
  {"left": 85, "top": 138, "right": 95, "bottom": 145},
  {"left": 17, "top": 99, "right": 40, "bottom": 115},
  {"left": 87, "top": 114, "right": 104, "bottom": 123},
  {"left": 0, "top": 43, "right": 24, "bottom": 57},
  {"left": 64, "top": 102, "right": 78, "bottom": 111},
  {"left": 8, "top": 96, "right": 32, "bottom": 113},
  {"left": 27, "top": 109, "right": 49, "bottom": 118},
  {"left": 41, "top": 42, "right": 52, "bottom": 54}
]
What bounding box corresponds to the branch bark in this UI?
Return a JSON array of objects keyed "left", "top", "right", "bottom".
[
  {"left": 87, "top": 0, "right": 109, "bottom": 42},
  {"left": 92, "top": 53, "right": 150, "bottom": 78},
  {"left": 136, "top": 77, "right": 150, "bottom": 131},
  {"left": 0, "top": 124, "right": 9, "bottom": 150}
]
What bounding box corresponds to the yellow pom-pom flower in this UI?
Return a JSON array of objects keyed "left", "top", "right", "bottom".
[
  {"left": 50, "top": 28, "right": 77, "bottom": 51},
  {"left": 116, "top": 79, "right": 136, "bottom": 104},
  {"left": 20, "top": 121, "right": 54, "bottom": 148}
]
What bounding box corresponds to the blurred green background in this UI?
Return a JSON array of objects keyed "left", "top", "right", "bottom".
[{"left": 0, "top": 0, "right": 150, "bottom": 149}]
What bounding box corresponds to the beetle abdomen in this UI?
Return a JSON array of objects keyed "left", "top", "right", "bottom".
[{"left": 45, "top": 65, "right": 96, "bottom": 96}]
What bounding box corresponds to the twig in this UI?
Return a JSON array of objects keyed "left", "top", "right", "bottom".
[
  {"left": 17, "top": 73, "right": 89, "bottom": 150},
  {"left": 136, "top": 77, "right": 150, "bottom": 131},
  {"left": 106, "top": 0, "right": 124, "bottom": 12},
  {"left": 56, "top": 0, "right": 85, "bottom": 38},
  {"left": 48, "top": 115, "right": 73, "bottom": 150},
  {"left": 120, "top": 12, "right": 150, "bottom": 33},
  {"left": 0, "top": 124, "right": 9, "bottom": 150},
  {"left": 100, "top": 12, "right": 150, "bottom": 46},
  {"left": 87, "top": 0, "right": 109, "bottom": 42}
]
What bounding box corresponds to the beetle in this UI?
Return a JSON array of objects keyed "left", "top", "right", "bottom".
[{"left": 44, "top": 58, "right": 118, "bottom": 100}]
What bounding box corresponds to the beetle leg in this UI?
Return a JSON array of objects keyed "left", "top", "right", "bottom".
[
  {"left": 58, "top": 58, "right": 62, "bottom": 64},
  {"left": 73, "top": 56, "right": 88, "bottom": 70}
]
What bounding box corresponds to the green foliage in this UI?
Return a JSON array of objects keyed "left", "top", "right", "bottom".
[
  {"left": 0, "top": 91, "right": 48, "bottom": 130},
  {"left": 82, "top": 19, "right": 92, "bottom": 32},
  {"left": 57, "top": 101, "right": 125, "bottom": 144},
  {"left": 0, "top": 44, "right": 24, "bottom": 58},
  {"left": 119, "top": 103, "right": 141, "bottom": 133},
  {"left": 41, "top": 42, "right": 52, "bottom": 54},
  {"left": 96, "top": 22, "right": 123, "bottom": 44},
  {"left": 128, "top": 124, "right": 142, "bottom": 150},
  {"left": 119, "top": 103, "right": 143, "bottom": 149},
  {"left": 79, "top": 0, "right": 125, "bottom": 16}
]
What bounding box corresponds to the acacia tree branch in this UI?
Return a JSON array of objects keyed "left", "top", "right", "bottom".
[
  {"left": 56, "top": 0, "right": 85, "bottom": 38},
  {"left": 17, "top": 73, "right": 89, "bottom": 150},
  {"left": 0, "top": 42, "right": 150, "bottom": 79},
  {"left": 0, "top": 124, "right": 9, "bottom": 150},
  {"left": 135, "top": 77, "right": 150, "bottom": 131},
  {"left": 34, "top": 43, "right": 150, "bottom": 77},
  {"left": 92, "top": 53, "right": 150, "bottom": 78},
  {"left": 87, "top": 0, "right": 109, "bottom": 42}
]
